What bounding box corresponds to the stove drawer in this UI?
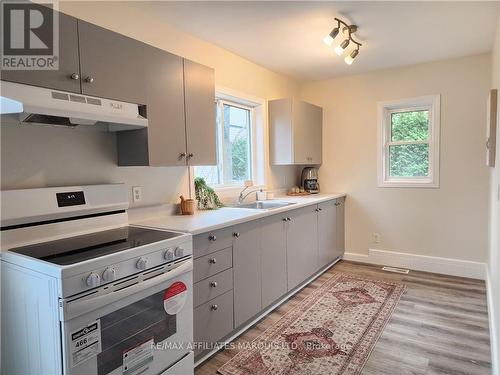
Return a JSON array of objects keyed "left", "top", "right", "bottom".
[
  {"left": 194, "top": 268, "right": 233, "bottom": 308},
  {"left": 193, "top": 228, "right": 234, "bottom": 258},
  {"left": 194, "top": 290, "right": 234, "bottom": 356},
  {"left": 193, "top": 247, "right": 232, "bottom": 283}
]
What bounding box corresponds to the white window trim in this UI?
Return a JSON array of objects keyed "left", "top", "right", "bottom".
[
  {"left": 377, "top": 94, "right": 441, "bottom": 188},
  {"left": 191, "top": 86, "right": 266, "bottom": 193}
]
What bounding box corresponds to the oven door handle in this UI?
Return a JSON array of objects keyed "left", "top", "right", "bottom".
[{"left": 60, "top": 259, "right": 192, "bottom": 321}]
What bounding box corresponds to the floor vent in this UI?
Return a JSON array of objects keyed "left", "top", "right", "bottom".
[{"left": 382, "top": 266, "right": 409, "bottom": 274}]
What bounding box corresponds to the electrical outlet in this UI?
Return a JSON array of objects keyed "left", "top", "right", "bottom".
[
  {"left": 372, "top": 233, "right": 381, "bottom": 244},
  {"left": 132, "top": 186, "right": 142, "bottom": 203}
]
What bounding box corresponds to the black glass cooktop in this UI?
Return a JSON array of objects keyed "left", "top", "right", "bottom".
[{"left": 10, "top": 226, "right": 181, "bottom": 265}]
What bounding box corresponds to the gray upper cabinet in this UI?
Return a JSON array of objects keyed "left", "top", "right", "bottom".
[
  {"left": 260, "top": 214, "right": 288, "bottom": 308},
  {"left": 184, "top": 59, "right": 217, "bottom": 166},
  {"left": 0, "top": 12, "right": 81, "bottom": 93},
  {"left": 318, "top": 200, "right": 338, "bottom": 268},
  {"left": 232, "top": 220, "right": 262, "bottom": 328},
  {"left": 117, "top": 46, "right": 186, "bottom": 166},
  {"left": 286, "top": 206, "right": 319, "bottom": 291},
  {"left": 269, "top": 98, "right": 322, "bottom": 165},
  {"left": 77, "top": 20, "right": 146, "bottom": 104}
]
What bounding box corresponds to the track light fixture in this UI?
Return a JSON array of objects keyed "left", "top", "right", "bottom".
[{"left": 324, "top": 17, "right": 362, "bottom": 65}]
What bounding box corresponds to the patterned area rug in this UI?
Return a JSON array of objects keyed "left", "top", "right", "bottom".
[{"left": 218, "top": 273, "right": 406, "bottom": 375}]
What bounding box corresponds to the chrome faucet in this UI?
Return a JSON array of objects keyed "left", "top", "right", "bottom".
[{"left": 238, "top": 186, "right": 263, "bottom": 205}]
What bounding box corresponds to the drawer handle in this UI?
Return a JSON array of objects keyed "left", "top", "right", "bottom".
[
  {"left": 282, "top": 218, "right": 287, "bottom": 222},
  {"left": 70, "top": 73, "right": 79, "bottom": 80},
  {"left": 210, "top": 281, "right": 218, "bottom": 288},
  {"left": 211, "top": 304, "right": 218, "bottom": 311},
  {"left": 209, "top": 258, "right": 217, "bottom": 264},
  {"left": 286, "top": 217, "right": 291, "bottom": 222},
  {"left": 233, "top": 232, "right": 240, "bottom": 238},
  {"left": 208, "top": 234, "right": 217, "bottom": 241},
  {"left": 335, "top": 202, "right": 341, "bottom": 206}
]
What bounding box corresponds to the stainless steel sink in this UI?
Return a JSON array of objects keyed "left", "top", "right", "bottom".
[{"left": 232, "top": 201, "right": 296, "bottom": 210}]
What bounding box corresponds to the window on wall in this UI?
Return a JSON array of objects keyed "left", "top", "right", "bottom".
[
  {"left": 378, "top": 95, "right": 440, "bottom": 187},
  {"left": 195, "top": 99, "right": 254, "bottom": 187}
]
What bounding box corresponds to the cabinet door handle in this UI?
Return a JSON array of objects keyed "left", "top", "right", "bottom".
[
  {"left": 315, "top": 208, "right": 319, "bottom": 212},
  {"left": 286, "top": 217, "right": 291, "bottom": 222},
  {"left": 233, "top": 232, "right": 240, "bottom": 238},
  {"left": 335, "top": 202, "right": 341, "bottom": 206},
  {"left": 186, "top": 153, "right": 194, "bottom": 161},
  {"left": 178, "top": 152, "right": 186, "bottom": 160},
  {"left": 211, "top": 304, "right": 218, "bottom": 311},
  {"left": 318, "top": 207, "right": 323, "bottom": 211},
  {"left": 282, "top": 218, "right": 288, "bottom": 222},
  {"left": 210, "top": 281, "right": 218, "bottom": 288},
  {"left": 70, "top": 73, "right": 79, "bottom": 80},
  {"left": 209, "top": 258, "right": 217, "bottom": 264},
  {"left": 84, "top": 76, "right": 94, "bottom": 83},
  {"left": 208, "top": 234, "right": 217, "bottom": 241}
]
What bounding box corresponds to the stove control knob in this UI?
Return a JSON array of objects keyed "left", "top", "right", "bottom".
[
  {"left": 174, "top": 247, "right": 184, "bottom": 257},
  {"left": 164, "top": 248, "right": 175, "bottom": 261},
  {"left": 136, "top": 257, "right": 148, "bottom": 270},
  {"left": 102, "top": 267, "right": 116, "bottom": 282},
  {"left": 85, "top": 272, "right": 100, "bottom": 288}
]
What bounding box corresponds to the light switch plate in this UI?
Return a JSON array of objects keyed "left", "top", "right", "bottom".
[{"left": 132, "top": 186, "right": 142, "bottom": 203}]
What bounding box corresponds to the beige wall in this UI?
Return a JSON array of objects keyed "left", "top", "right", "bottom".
[
  {"left": 489, "top": 10, "right": 500, "bottom": 371},
  {"left": 1, "top": 1, "right": 300, "bottom": 206},
  {"left": 301, "top": 54, "right": 491, "bottom": 262}
]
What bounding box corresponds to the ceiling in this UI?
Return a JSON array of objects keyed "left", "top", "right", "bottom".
[{"left": 144, "top": 1, "right": 499, "bottom": 81}]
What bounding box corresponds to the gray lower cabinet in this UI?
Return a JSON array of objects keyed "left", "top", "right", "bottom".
[
  {"left": 0, "top": 12, "right": 81, "bottom": 93},
  {"left": 193, "top": 198, "right": 345, "bottom": 361},
  {"left": 77, "top": 20, "right": 146, "bottom": 104},
  {"left": 336, "top": 197, "right": 346, "bottom": 255},
  {"left": 286, "top": 205, "right": 319, "bottom": 291},
  {"left": 232, "top": 220, "right": 262, "bottom": 328},
  {"left": 193, "top": 290, "right": 234, "bottom": 357},
  {"left": 318, "top": 200, "right": 338, "bottom": 268},
  {"left": 260, "top": 214, "right": 287, "bottom": 308},
  {"left": 184, "top": 59, "right": 217, "bottom": 166}
]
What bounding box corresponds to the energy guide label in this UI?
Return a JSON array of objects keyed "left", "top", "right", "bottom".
[{"left": 70, "top": 320, "right": 102, "bottom": 367}]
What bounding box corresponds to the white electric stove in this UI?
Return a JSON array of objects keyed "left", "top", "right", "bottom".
[{"left": 1, "top": 184, "right": 194, "bottom": 375}]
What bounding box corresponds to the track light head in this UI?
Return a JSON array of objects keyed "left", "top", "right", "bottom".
[
  {"left": 334, "top": 39, "right": 350, "bottom": 56},
  {"left": 323, "top": 27, "right": 340, "bottom": 46},
  {"left": 344, "top": 49, "right": 359, "bottom": 65}
]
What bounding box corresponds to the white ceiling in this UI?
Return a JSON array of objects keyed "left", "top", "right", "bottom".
[{"left": 145, "top": 1, "right": 499, "bottom": 81}]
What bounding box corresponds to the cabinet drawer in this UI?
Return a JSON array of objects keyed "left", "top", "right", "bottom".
[
  {"left": 194, "top": 268, "right": 233, "bottom": 308},
  {"left": 193, "top": 228, "right": 234, "bottom": 258},
  {"left": 194, "top": 247, "right": 232, "bottom": 283},
  {"left": 194, "top": 290, "right": 234, "bottom": 355}
]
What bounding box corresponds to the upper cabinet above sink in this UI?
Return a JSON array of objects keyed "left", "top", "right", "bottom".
[{"left": 269, "top": 98, "right": 322, "bottom": 165}]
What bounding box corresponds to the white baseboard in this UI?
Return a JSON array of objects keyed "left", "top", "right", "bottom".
[
  {"left": 486, "top": 269, "right": 499, "bottom": 375},
  {"left": 343, "top": 248, "right": 486, "bottom": 280}
]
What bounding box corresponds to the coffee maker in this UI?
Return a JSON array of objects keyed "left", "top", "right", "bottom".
[{"left": 301, "top": 167, "right": 319, "bottom": 194}]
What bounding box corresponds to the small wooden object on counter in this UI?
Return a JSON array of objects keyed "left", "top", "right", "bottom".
[
  {"left": 180, "top": 195, "right": 195, "bottom": 215},
  {"left": 286, "top": 192, "right": 311, "bottom": 196}
]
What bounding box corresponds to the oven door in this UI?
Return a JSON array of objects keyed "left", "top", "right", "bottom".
[{"left": 59, "top": 259, "right": 193, "bottom": 375}]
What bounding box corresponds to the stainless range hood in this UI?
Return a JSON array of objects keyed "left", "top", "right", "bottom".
[{"left": 0, "top": 81, "right": 148, "bottom": 131}]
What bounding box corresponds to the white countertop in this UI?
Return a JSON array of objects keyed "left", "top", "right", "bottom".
[{"left": 130, "top": 193, "right": 346, "bottom": 235}]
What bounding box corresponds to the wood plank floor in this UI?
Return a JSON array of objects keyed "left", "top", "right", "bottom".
[{"left": 195, "top": 260, "right": 491, "bottom": 375}]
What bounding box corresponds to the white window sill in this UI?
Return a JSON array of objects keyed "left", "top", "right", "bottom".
[{"left": 378, "top": 179, "right": 439, "bottom": 188}]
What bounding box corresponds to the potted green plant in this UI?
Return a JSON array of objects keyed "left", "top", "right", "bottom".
[{"left": 194, "top": 177, "right": 224, "bottom": 210}]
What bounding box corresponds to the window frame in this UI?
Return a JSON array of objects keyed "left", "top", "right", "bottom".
[
  {"left": 215, "top": 99, "right": 254, "bottom": 188},
  {"left": 193, "top": 88, "right": 263, "bottom": 191},
  {"left": 377, "top": 95, "right": 441, "bottom": 188}
]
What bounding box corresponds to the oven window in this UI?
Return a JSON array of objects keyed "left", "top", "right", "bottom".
[{"left": 97, "top": 289, "right": 176, "bottom": 375}]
